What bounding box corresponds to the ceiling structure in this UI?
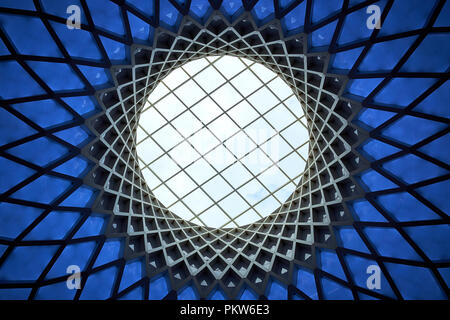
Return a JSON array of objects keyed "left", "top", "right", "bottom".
[
  {"left": 0, "top": 0, "right": 448, "bottom": 300},
  {"left": 137, "top": 55, "right": 309, "bottom": 228}
]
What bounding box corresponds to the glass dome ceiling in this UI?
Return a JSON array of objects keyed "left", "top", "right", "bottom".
[
  {"left": 0, "top": 0, "right": 448, "bottom": 301},
  {"left": 137, "top": 56, "right": 309, "bottom": 228}
]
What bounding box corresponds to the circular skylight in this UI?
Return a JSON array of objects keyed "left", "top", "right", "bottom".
[{"left": 137, "top": 56, "right": 309, "bottom": 228}]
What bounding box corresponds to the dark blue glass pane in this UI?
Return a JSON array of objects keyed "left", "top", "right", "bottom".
[
  {"left": 295, "top": 267, "right": 318, "bottom": 299},
  {"left": 376, "top": 192, "right": 439, "bottom": 222},
  {"left": 0, "top": 245, "right": 59, "bottom": 281},
  {"left": 0, "top": 202, "right": 42, "bottom": 239},
  {"left": 80, "top": 265, "right": 118, "bottom": 299},
  {"left": 119, "top": 259, "right": 144, "bottom": 291},
  {"left": 24, "top": 211, "right": 81, "bottom": 241},
  {"left": 46, "top": 241, "right": 97, "bottom": 278},
  {"left": 312, "top": 0, "right": 343, "bottom": 23},
  {"left": 363, "top": 227, "right": 421, "bottom": 260},
  {"left": 384, "top": 263, "right": 446, "bottom": 300},
  {"left": 149, "top": 275, "right": 170, "bottom": 300}
]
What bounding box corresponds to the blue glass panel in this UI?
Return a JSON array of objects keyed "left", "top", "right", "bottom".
[
  {"left": 12, "top": 175, "right": 72, "bottom": 205},
  {"left": 0, "top": 245, "right": 59, "bottom": 281},
  {"left": 320, "top": 277, "right": 353, "bottom": 299},
  {"left": 338, "top": 0, "right": 387, "bottom": 45},
  {"left": 279, "top": 0, "right": 296, "bottom": 11},
  {"left": 0, "top": 157, "right": 35, "bottom": 193},
  {"left": 27, "top": 61, "right": 85, "bottom": 91},
  {"left": 251, "top": 0, "right": 275, "bottom": 22},
  {"left": 419, "top": 133, "right": 450, "bottom": 164},
  {"left": 359, "top": 169, "right": 397, "bottom": 192},
  {"left": 12, "top": 99, "right": 73, "bottom": 129},
  {"left": 374, "top": 78, "right": 437, "bottom": 107},
  {"left": 349, "top": 199, "right": 388, "bottom": 222},
  {"left": 119, "top": 259, "right": 144, "bottom": 291},
  {"left": 190, "top": 0, "right": 211, "bottom": 20},
  {"left": 221, "top": 0, "right": 243, "bottom": 17},
  {"left": 415, "top": 180, "right": 450, "bottom": 214},
  {"left": 100, "top": 36, "right": 127, "bottom": 62},
  {"left": 434, "top": 0, "right": 450, "bottom": 27},
  {"left": 178, "top": 285, "right": 199, "bottom": 300},
  {"left": 331, "top": 46, "right": 364, "bottom": 70},
  {"left": 0, "top": 288, "right": 32, "bottom": 300},
  {"left": 381, "top": 115, "right": 447, "bottom": 146},
  {"left": 401, "top": 34, "right": 450, "bottom": 72},
  {"left": 414, "top": 81, "right": 449, "bottom": 118},
  {"left": 0, "top": 61, "right": 45, "bottom": 99},
  {"left": 376, "top": 192, "right": 439, "bottom": 222},
  {"left": 356, "top": 108, "right": 395, "bottom": 129},
  {"left": 312, "top": 0, "right": 343, "bottom": 23},
  {"left": 382, "top": 154, "right": 448, "bottom": 184},
  {"left": 128, "top": 12, "right": 151, "bottom": 42},
  {"left": 36, "top": 281, "right": 77, "bottom": 300},
  {"left": 119, "top": 285, "right": 144, "bottom": 300},
  {"left": 359, "top": 36, "right": 417, "bottom": 72},
  {"left": 78, "top": 65, "right": 111, "bottom": 87},
  {"left": 0, "top": 245, "right": 7, "bottom": 256},
  {"left": 0, "top": 14, "right": 62, "bottom": 57},
  {"left": 93, "top": 239, "right": 123, "bottom": 267},
  {"left": 0, "top": 109, "right": 37, "bottom": 146},
  {"left": 24, "top": 211, "right": 81, "bottom": 240},
  {"left": 149, "top": 275, "right": 169, "bottom": 300},
  {"left": 60, "top": 186, "right": 96, "bottom": 207},
  {"left": 53, "top": 156, "right": 90, "bottom": 177},
  {"left": 53, "top": 126, "right": 90, "bottom": 146},
  {"left": 61, "top": 95, "right": 97, "bottom": 116},
  {"left": 46, "top": 241, "right": 97, "bottom": 278},
  {"left": 281, "top": 0, "right": 307, "bottom": 32},
  {"left": 7, "top": 137, "right": 69, "bottom": 167},
  {"left": 344, "top": 254, "right": 395, "bottom": 298},
  {"left": 0, "top": 0, "right": 35, "bottom": 10},
  {"left": 317, "top": 249, "right": 347, "bottom": 280},
  {"left": 266, "top": 280, "right": 287, "bottom": 300},
  {"left": 209, "top": 289, "right": 226, "bottom": 300},
  {"left": 126, "top": 0, "right": 155, "bottom": 18},
  {"left": 174, "top": 0, "right": 187, "bottom": 6},
  {"left": 295, "top": 268, "right": 318, "bottom": 299},
  {"left": 0, "top": 38, "right": 9, "bottom": 55},
  {"left": 311, "top": 21, "right": 338, "bottom": 48},
  {"left": 73, "top": 214, "right": 107, "bottom": 239},
  {"left": 360, "top": 138, "right": 401, "bottom": 161},
  {"left": 380, "top": 0, "right": 437, "bottom": 36},
  {"left": 159, "top": 0, "right": 182, "bottom": 30},
  {"left": 384, "top": 263, "right": 446, "bottom": 300},
  {"left": 0, "top": 202, "right": 42, "bottom": 239},
  {"left": 80, "top": 265, "right": 118, "bottom": 300},
  {"left": 363, "top": 227, "right": 422, "bottom": 260},
  {"left": 405, "top": 225, "right": 450, "bottom": 262},
  {"left": 335, "top": 226, "right": 370, "bottom": 253},
  {"left": 50, "top": 22, "right": 103, "bottom": 61},
  {"left": 86, "top": 0, "right": 125, "bottom": 35},
  {"left": 438, "top": 268, "right": 450, "bottom": 288},
  {"left": 239, "top": 287, "right": 258, "bottom": 300},
  {"left": 346, "top": 78, "right": 383, "bottom": 97}
]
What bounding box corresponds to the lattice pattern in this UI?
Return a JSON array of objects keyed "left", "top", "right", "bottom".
[
  {"left": 0, "top": 0, "right": 448, "bottom": 300},
  {"left": 136, "top": 55, "right": 309, "bottom": 228}
]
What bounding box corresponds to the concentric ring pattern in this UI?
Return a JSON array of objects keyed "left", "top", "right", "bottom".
[{"left": 0, "top": 0, "right": 449, "bottom": 300}]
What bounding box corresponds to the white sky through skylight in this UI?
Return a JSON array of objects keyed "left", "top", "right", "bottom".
[{"left": 137, "top": 56, "right": 309, "bottom": 229}]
